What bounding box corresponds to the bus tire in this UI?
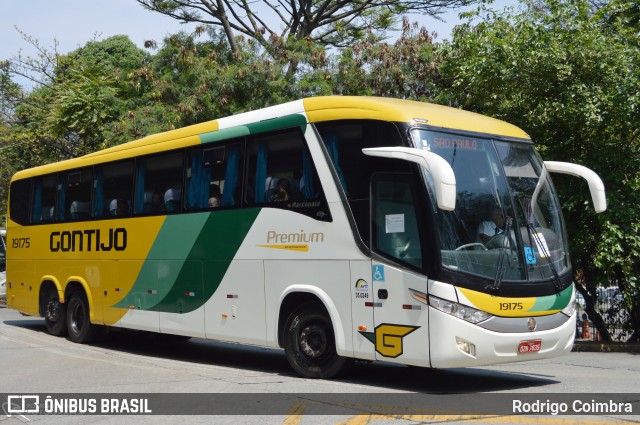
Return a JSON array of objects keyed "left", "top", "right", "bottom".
[
  {"left": 283, "top": 303, "right": 349, "bottom": 379},
  {"left": 43, "top": 289, "right": 67, "bottom": 337},
  {"left": 66, "top": 291, "right": 99, "bottom": 344}
]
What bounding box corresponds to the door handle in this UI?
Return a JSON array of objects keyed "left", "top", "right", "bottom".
[{"left": 378, "top": 289, "right": 388, "bottom": 299}]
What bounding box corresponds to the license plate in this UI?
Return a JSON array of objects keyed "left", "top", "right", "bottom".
[{"left": 518, "top": 339, "right": 542, "bottom": 354}]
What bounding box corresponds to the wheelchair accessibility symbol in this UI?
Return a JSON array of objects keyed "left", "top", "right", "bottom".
[
  {"left": 524, "top": 247, "right": 537, "bottom": 265},
  {"left": 372, "top": 265, "right": 385, "bottom": 282}
]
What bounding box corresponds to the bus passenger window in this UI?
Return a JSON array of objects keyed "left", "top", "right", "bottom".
[
  {"left": 247, "top": 131, "right": 320, "bottom": 203},
  {"left": 93, "top": 160, "right": 134, "bottom": 219},
  {"left": 9, "top": 179, "right": 31, "bottom": 226},
  {"left": 60, "top": 168, "right": 92, "bottom": 221},
  {"left": 185, "top": 143, "right": 241, "bottom": 211},
  {"left": 31, "top": 175, "right": 57, "bottom": 223},
  {"left": 134, "top": 151, "right": 184, "bottom": 215},
  {"left": 245, "top": 129, "right": 330, "bottom": 221}
]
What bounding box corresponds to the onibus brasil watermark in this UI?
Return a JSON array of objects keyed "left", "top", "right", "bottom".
[{"left": 4, "top": 395, "right": 151, "bottom": 419}]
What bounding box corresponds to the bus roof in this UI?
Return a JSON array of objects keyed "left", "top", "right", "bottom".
[{"left": 12, "top": 96, "right": 530, "bottom": 180}]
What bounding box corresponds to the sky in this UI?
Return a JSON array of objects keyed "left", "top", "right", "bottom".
[{"left": 1, "top": 0, "right": 515, "bottom": 88}]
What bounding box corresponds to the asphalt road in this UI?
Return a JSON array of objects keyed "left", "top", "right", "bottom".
[{"left": 1, "top": 305, "right": 638, "bottom": 425}]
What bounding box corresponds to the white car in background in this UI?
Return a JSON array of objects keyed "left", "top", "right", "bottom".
[{"left": 0, "top": 229, "right": 6, "bottom": 305}]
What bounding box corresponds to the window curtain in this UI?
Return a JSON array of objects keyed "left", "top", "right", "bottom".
[
  {"left": 254, "top": 144, "right": 267, "bottom": 203},
  {"left": 187, "top": 152, "right": 211, "bottom": 209},
  {"left": 324, "top": 134, "right": 348, "bottom": 196},
  {"left": 301, "top": 150, "right": 315, "bottom": 199},
  {"left": 222, "top": 145, "right": 240, "bottom": 207},
  {"left": 93, "top": 168, "right": 104, "bottom": 217},
  {"left": 32, "top": 180, "right": 42, "bottom": 222},
  {"left": 56, "top": 176, "right": 65, "bottom": 221},
  {"left": 134, "top": 163, "right": 145, "bottom": 214}
]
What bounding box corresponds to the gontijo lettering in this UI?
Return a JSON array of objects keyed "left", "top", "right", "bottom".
[{"left": 50, "top": 228, "right": 127, "bottom": 252}]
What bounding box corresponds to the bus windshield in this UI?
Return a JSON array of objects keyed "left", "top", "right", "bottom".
[{"left": 412, "top": 129, "right": 569, "bottom": 283}]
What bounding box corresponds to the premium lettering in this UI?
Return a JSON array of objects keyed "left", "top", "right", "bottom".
[
  {"left": 50, "top": 228, "right": 127, "bottom": 252},
  {"left": 267, "top": 230, "right": 324, "bottom": 244}
]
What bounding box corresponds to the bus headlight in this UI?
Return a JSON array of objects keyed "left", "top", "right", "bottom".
[{"left": 429, "top": 295, "right": 492, "bottom": 324}]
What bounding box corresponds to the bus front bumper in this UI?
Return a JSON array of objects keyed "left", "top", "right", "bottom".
[{"left": 428, "top": 308, "right": 575, "bottom": 369}]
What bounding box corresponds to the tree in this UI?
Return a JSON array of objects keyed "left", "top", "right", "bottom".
[
  {"left": 135, "top": 0, "right": 481, "bottom": 55},
  {"left": 330, "top": 18, "right": 442, "bottom": 100},
  {"left": 439, "top": 0, "right": 640, "bottom": 341}
]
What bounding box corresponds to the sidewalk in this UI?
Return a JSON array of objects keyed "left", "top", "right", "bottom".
[{"left": 572, "top": 340, "right": 640, "bottom": 353}]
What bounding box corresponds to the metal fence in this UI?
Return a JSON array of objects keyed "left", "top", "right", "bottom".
[{"left": 575, "top": 286, "right": 632, "bottom": 342}]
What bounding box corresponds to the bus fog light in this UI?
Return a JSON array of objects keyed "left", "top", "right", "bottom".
[{"left": 455, "top": 337, "right": 476, "bottom": 357}]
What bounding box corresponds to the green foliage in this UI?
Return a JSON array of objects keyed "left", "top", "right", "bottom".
[
  {"left": 331, "top": 19, "right": 441, "bottom": 100},
  {"left": 46, "top": 68, "right": 120, "bottom": 154}
]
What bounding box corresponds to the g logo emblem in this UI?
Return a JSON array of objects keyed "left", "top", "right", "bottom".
[{"left": 373, "top": 324, "right": 419, "bottom": 358}]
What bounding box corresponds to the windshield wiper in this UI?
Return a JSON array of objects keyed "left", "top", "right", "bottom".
[
  {"left": 525, "top": 223, "right": 562, "bottom": 291},
  {"left": 487, "top": 216, "right": 513, "bottom": 294}
]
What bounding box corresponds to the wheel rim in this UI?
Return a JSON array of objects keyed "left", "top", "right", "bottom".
[
  {"left": 45, "top": 299, "right": 59, "bottom": 322},
  {"left": 299, "top": 323, "right": 329, "bottom": 360},
  {"left": 70, "top": 301, "right": 84, "bottom": 335}
]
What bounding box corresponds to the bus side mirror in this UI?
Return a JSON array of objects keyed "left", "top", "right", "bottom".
[
  {"left": 544, "top": 161, "right": 607, "bottom": 213},
  {"left": 363, "top": 147, "right": 456, "bottom": 211}
]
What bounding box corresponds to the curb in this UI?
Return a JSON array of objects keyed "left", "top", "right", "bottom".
[{"left": 572, "top": 341, "right": 640, "bottom": 353}]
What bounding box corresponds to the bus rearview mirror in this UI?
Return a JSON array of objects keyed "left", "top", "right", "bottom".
[
  {"left": 362, "top": 147, "right": 456, "bottom": 211},
  {"left": 544, "top": 161, "right": 607, "bottom": 213}
]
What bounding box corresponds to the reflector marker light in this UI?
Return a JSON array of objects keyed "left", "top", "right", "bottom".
[{"left": 184, "top": 292, "right": 195, "bottom": 297}]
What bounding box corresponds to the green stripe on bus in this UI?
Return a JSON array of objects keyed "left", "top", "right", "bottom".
[
  {"left": 200, "top": 127, "right": 250, "bottom": 144},
  {"left": 531, "top": 285, "right": 572, "bottom": 312},
  {"left": 198, "top": 114, "right": 307, "bottom": 144},
  {"left": 150, "top": 208, "right": 260, "bottom": 313},
  {"left": 113, "top": 214, "right": 209, "bottom": 310},
  {"left": 149, "top": 208, "right": 260, "bottom": 313},
  {"left": 245, "top": 114, "right": 307, "bottom": 134}
]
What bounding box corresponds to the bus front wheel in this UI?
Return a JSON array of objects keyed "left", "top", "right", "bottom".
[
  {"left": 283, "top": 303, "right": 349, "bottom": 379},
  {"left": 43, "top": 289, "right": 67, "bottom": 337},
  {"left": 66, "top": 291, "right": 99, "bottom": 343}
]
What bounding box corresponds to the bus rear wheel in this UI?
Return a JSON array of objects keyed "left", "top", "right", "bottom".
[
  {"left": 283, "top": 303, "right": 349, "bottom": 379},
  {"left": 66, "top": 291, "right": 99, "bottom": 343},
  {"left": 43, "top": 289, "right": 67, "bottom": 337}
]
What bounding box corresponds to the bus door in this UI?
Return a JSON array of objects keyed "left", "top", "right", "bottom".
[{"left": 369, "top": 173, "right": 431, "bottom": 367}]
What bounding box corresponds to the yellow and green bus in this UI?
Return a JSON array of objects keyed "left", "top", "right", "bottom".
[{"left": 6, "top": 96, "right": 606, "bottom": 378}]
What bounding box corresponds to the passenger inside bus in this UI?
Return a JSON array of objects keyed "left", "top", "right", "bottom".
[
  {"left": 268, "top": 178, "right": 290, "bottom": 202},
  {"left": 477, "top": 206, "right": 506, "bottom": 244},
  {"left": 208, "top": 184, "right": 221, "bottom": 208},
  {"left": 69, "top": 201, "right": 90, "bottom": 220},
  {"left": 164, "top": 187, "right": 181, "bottom": 212},
  {"left": 109, "top": 199, "right": 129, "bottom": 216}
]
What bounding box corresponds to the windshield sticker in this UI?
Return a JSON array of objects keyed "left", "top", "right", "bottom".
[
  {"left": 533, "top": 233, "right": 550, "bottom": 258},
  {"left": 385, "top": 214, "right": 405, "bottom": 233},
  {"left": 372, "top": 265, "right": 385, "bottom": 282},
  {"left": 524, "top": 247, "right": 537, "bottom": 265}
]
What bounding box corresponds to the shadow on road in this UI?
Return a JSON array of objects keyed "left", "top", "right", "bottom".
[{"left": 4, "top": 316, "right": 558, "bottom": 394}]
